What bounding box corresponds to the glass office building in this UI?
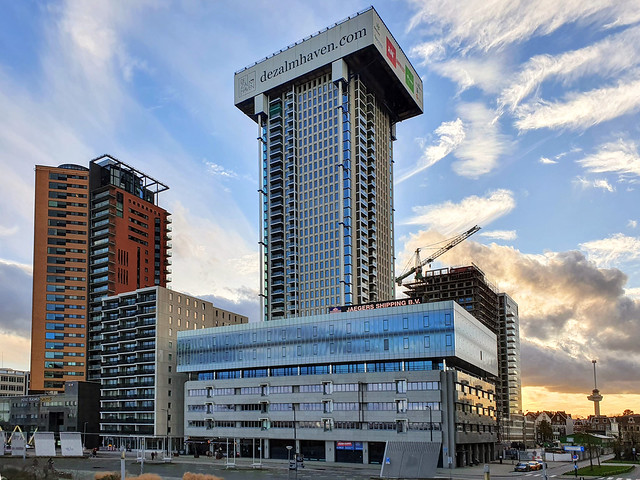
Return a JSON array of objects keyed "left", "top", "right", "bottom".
[
  {"left": 235, "top": 7, "right": 423, "bottom": 320},
  {"left": 178, "top": 300, "right": 498, "bottom": 466}
]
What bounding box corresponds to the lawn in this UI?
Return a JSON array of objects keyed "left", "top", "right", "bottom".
[
  {"left": 604, "top": 458, "right": 640, "bottom": 465},
  {"left": 564, "top": 464, "right": 636, "bottom": 476}
]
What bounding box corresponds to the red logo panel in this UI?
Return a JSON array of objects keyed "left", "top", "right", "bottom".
[{"left": 386, "top": 37, "right": 397, "bottom": 67}]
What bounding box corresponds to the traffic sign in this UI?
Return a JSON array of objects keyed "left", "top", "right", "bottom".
[
  {"left": 564, "top": 446, "right": 585, "bottom": 452},
  {"left": 572, "top": 454, "right": 578, "bottom": 461}
]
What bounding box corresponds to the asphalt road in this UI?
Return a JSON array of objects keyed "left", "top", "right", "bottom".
[{"left": 1, "top": 452, "right": 637, "bottom": 480}]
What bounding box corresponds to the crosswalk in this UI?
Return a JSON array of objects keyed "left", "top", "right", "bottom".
[{"left": 523, "top": 476, "right": 640, "bottom": 480}]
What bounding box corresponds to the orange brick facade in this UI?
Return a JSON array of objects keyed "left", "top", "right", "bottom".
[{"left": 31, "top": 165, "right": 90, "bottom": 392}]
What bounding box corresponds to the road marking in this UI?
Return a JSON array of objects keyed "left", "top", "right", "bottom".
[{"left": 550, "top": 475, "right": 557, "bottom": 477}]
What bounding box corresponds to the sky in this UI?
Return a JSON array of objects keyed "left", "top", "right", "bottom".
[{"left": 0, "top": 0, "right": 639, "bottom": 417}]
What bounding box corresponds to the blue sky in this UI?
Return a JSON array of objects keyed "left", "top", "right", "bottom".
[{"left": 1, "top": 0, "right": 639, "bottom": 416}]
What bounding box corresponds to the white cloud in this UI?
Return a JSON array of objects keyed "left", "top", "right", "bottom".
[
  {"left": 480, "top": 229, "right": 517, "bottom": 241},
  {"left": 0, "top": 258, "right": 33, "bottom": 275},
  {"left": 628, "top": 220, "right": 638, "bottom": 229},
  {"left": 170, "top": 202, "right": 259, "bottom": 311},
  {"left": 515, "top": 78, "right": 640, "bottom": 131},
  {"left": 539, "top": 157, "right": 558, "bottom": 165},
  {"left": 403, "top": 189, "right": 515, "bottom": 234},
  {"left": 398, "top": 104, "right": 507, "bottom": 183},
  {"left": 498, "top": 26, "right": 640, "bottom": 112},
  {"left": 431, "top": 57, "right": 506, "bottom": 94},
  {"left": 409, "top": 41, "right": 446, "bottom": 63},
  {"left": 452, "top": 103, "right": 508, "bottom": 178},
  {"left": 0, "top": 225, "right": 19, "bottom": 237},
  {"left": 577, "top": 139, "right": 640, "bottom": 179},
  {"left": 205, "top": 160, "right": 239, "bottom": 179},
  {"left": 408, "top": 0, "right": 640, "bottom": 56},
  {"left": 574, "top": 176, "right": 615, "bottom": 192},
  {"left": 396, "top": 119, "right": 465, "bottom": 184},
  {"left": 580, "top": 233, "right": 640, "bottom": 267},
  {"left": 625, "top": 287, "right": 640, "bottom": 299}
]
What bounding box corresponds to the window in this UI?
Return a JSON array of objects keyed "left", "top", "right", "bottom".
[
  {"left": 424, "top": 336, "right": 430, "bottom": 348},
  {"left": 446, "top": 334, "right": 452, "bottom": 347}
]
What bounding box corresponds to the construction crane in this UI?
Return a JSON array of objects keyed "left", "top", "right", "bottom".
[{"left": 395, "top": 225, "right": 481, "bottom": 286}]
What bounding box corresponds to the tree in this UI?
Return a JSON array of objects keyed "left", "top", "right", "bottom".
[
  {"left": 623, "top": 409, "right": 634, "bottom": 416},
  {"left": 538, "top": 420, "right": 553, "bottom": 443}
]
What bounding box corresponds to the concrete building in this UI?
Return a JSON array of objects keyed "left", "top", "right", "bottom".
[
  {"left": 179, "top": 300, "right": 498, "bottom": 467},
  {"left": 0, "top": 381, "right": 100, "bottom": 448},
  {"left": 30, "top": 164, "right": 90, "bottom": 392},
  {"left": 0, "top": 368, "right": 29, "bottom": 396},
  {"left": 98, "top": 286, "right": 247, "bottom": 449},
  {"left": 234, "top": 6, "right": 423, "bottom": 321},
  {"left": 403, "top": 265, "right": 523, "bottom": 445}
]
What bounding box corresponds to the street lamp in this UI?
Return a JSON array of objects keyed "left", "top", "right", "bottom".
[
  {"left": 292, "top": 403, "right": 298, "bottom": 479},
  {"left": 286, "top": 445, "right": 293, "bottom": 479}
]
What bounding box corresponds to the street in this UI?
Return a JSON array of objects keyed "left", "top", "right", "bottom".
[{"left": 0, "top": 452, "right": 637, "bottom": 480}]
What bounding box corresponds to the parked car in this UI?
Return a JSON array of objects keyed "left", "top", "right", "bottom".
[{"left": 514, "top": 462, "right": 531, "bottom": 472}]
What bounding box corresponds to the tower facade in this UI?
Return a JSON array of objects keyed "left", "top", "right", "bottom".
[
  {"left": 587, "top": 359, "right": 603, "bottom": 416},
  {"left": 497, "top": 293, "right": 521, "bottom": 418},
  {"left": 31, "top": 164, "right": 90, "bottom": 392},
  {"left": 235, "top": 7, "right": 423, "bottom": 321},
  {"left": 86, "top": 155, "right": 172, "bottom": 381}
]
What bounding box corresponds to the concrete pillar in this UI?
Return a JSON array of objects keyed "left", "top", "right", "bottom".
[
  {"left": 362, "top": 441, "right": 369, "bottom": 464},
  {"left": 264, "top": 438, "right": 270, "bottom": 459},
  {"left": 326, "top": 440, "right": 335, "bottom": 462}
]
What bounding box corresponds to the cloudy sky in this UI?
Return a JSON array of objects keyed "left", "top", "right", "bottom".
[{"left": 1, "top": 0, "right": 639, "bottom": 417}]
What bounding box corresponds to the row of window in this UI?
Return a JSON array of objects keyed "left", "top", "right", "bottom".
[
  {"left": 0, "top": 376, "right": 25, "bottom": 383},
  {"left": 187, "top": 419, "right": 441, "bottom": 434},
  {"left": 188, "top": 380, "right": 440, "bottom": 397}
]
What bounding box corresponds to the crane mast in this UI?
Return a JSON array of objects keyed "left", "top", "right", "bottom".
[{"left": 395, "top": 225, "right": 481, "bottom": 286}]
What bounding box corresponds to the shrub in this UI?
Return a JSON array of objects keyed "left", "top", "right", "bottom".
[{"left": 183, "top": 473, "right": 224, "bottom": 480}]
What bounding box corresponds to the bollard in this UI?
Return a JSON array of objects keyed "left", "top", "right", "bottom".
[{"left": 484, "top": 463, "right": 490, "bottom": 480}]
